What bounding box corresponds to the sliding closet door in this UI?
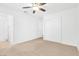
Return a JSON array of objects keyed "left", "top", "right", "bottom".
[
  {"left": 0, "top": 14, "right": 8, "bottom": 41},
  {"left": 43, "top": 15, "right": 62, "bottom": 43}
]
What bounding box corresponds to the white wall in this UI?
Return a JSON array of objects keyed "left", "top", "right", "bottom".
[
  {"left": 43, "top": 7, "right": 78, "bottom": 46},
  {"left": 76, "top": 5, "right": 79, "bottom": 49},
  {"left": 0, "top": 5, "right": 42, "bottom": 44},
  {"left": 14, "top": 14, "right": 42, "bottom": 44},
  {"left": 43, "top": 15, "right": 62, "bottom": 42},
  {"left": 60, "top": 8, "right": 77, "bottom": 46}
]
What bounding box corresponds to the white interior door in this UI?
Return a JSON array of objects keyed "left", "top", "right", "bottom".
[
  {"left": 43, "top": 15, "right": 62, "bottom": 43},
  {"left": 0, "top": 14, "right": 8, "bottom": 41},
  {"left": 0, "top": 14, "right": 14, "bottom": 43}
]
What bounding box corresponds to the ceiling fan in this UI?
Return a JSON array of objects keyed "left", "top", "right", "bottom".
[{"left": 22, "top": 3, "right": 46, "bottom": 14}]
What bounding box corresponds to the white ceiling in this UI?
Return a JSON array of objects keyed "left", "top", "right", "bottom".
[
  {"left": 0, "top": 3, "right": 78, "bottom": 14},
  {"left": 46, "top": 3, "right": 78, "bottom": 14}
]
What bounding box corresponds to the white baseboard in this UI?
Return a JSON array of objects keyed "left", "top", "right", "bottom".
[
  {"left": 61, "top": 41, "right": 77, "bottom": 47},
  {"left": 11, "top": 37, "right": 42, "bottom": 45},
  {"left": 77, "top": 46, "right": 79, "bottom": 51},
  {"left": 76, "top": 43, "right": 79, "bottom": 51},
  {"left": 0, "top": 39, "right": 8, "bottom": 42},
  {"left": 43, "top": 39, "right": 77, "bottom": 47}
]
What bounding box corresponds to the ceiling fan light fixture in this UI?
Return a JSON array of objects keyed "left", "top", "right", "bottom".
[
  {"left": 22, "top": 3, "right": 47, "bottom": 14},
  {"left": 33, "top": 6, "right": 39, "bottom": 11}
]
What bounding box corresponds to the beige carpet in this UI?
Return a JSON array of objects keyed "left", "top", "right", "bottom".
[{"left": 0, "top": 38, "right": 79, "bottom": 56}]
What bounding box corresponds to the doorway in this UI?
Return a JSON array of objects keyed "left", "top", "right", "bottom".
[{"left": 0, "top": 13, "right": 14, "bottom": 44}]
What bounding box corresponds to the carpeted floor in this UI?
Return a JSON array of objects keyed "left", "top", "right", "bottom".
[{"left": 0, "top": 38, "right": 79, "bottom": 56}]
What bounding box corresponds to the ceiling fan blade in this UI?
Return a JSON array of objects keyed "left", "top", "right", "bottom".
[
  {"left": 39, "top": 8, "right": 46, "bottom": 12},
  {"left": 22, "top": 7, "right": 31, "bottom": 9},
  {"left": 39, "top": 3, "right": 46, "bottom": 6},
  {"left": 33, "top": 10, "right": 36, "bottom": 14}
]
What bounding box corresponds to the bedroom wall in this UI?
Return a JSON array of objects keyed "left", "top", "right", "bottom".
[
  {"left": 43, "top": 7, "right": 77, "bottom": 46},
  {"left": 59, "top": 8, "right": 77, "bottom": 46},
  {"left": 43, "top": 15, "right": 62, "bottom": 42},
  {"left": 76, "top": 5, "right": 79, "bottom": 49},
  {"left": 0, "top": 5, "right": 42, "bottom": 44}
]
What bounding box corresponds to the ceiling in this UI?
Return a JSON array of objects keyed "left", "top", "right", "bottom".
[
  {"left": 46, "top": 3, "right": 78, "bottom": 14},
  {"left": 0, "top": 3, "right": 78, "bottom": 15}
]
